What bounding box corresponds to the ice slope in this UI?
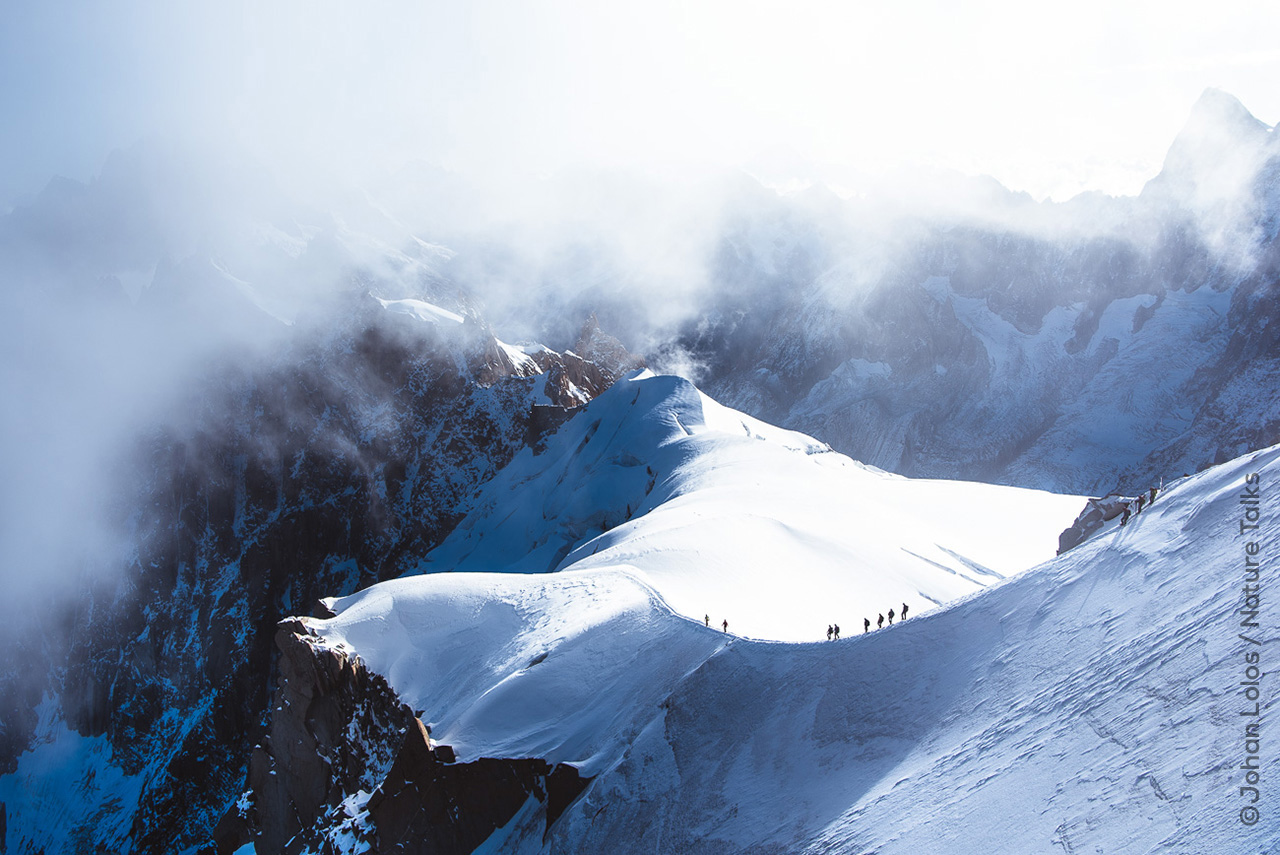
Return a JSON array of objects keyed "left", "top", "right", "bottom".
[
  {"left": 309, "top": 435, "right": 1279, "bottom": 853},
  {"left": 412, "top": 371, "right": 1084, "bottom": 642}
]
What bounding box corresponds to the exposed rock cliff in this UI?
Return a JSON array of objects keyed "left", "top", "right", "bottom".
[{"left": 212, "top": 620, "right": 589, "bottom": 855}]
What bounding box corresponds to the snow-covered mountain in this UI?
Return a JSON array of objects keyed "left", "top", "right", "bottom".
[
  {"left": 407, "top": 371, "right": 1081, "bottom": 641},
  {"left": 218, "top": 403, "right": 1278, "bottom": 854},
  {"left": 206, "top": 370, "right": 1085, "bottom": 853},
  {"left": 671, "top": 89, "right": 1280, "bottom": 495},
  {"left": 3, "top": 88, "right": 1280, "bottom": 854}
]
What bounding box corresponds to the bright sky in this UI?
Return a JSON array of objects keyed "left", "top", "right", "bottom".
[{"left": 1, "top": 0, "right": 1277, "bottom": 203}]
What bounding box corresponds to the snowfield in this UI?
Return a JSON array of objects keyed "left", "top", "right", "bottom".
[
  {"left": 305, "top": 403, "right": 1280, "bottom": 852},
  {"left": 407, "top": 371, "right": 1085, "bottom": 642},
  {"left": 314, "top": 569, "right": 723, "bottom": 778}
]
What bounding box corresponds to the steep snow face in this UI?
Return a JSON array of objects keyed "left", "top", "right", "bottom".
[
  {"left": 914, "top": 274, "right": 1236, "bottom": 494},
  {"left": 412, "top": 371, "right": 1084, "bottom": 641},
  {"left": 693, "top": 218, "right": 1267, "bottom": 495},
  {"left": 308, "top": 437, "right": 1280, "bottom": 854}
]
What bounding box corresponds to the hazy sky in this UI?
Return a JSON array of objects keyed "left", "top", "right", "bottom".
[{"left": 2, "top": 0, "right": 1278, "bottom": 204}]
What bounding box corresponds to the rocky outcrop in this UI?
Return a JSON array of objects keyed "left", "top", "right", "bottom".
[
  {"left": 1057, "top": 486, "right": 1168, "bottom": 554},
  {"left": 1057, "top": 495, "right": 1131, "bottom": 554},
  {"left": 573, "top": 314, "right": 647, "bottom": 381},
  {"left": 213, "top": 621, "right": 590, "bottom": 855},
  {"left": 365, "top": 722, "right": 588, "bottom": 855}
]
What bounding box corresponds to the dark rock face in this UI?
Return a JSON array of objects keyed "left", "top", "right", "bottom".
[
  {"left": 366, "top": 728, "right": 587, "bottom": 855},
  {"left": 214, "top": 621, "right": 589, "bottom": 855},
  {"left": 1056, "top": 495, "right": 1133, "bottom": 554}
]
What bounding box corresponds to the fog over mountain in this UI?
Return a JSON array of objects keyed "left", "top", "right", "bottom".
[
  {"left": 5, "top": 88, "right": 1277, "bottom": 619},
  {"left": 1, "top": 20, "right": 1279, "bottom": 846}
]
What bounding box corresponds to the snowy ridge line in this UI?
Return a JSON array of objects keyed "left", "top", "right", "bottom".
[
  {"left": 410, "top": 371, "right": 1084, "bottom": 642},
  {"left": 552, "top": 440, "right": 1280, "bottom": 853},
  {"left": 297, "top": 373, "right": 1089, "bottom": 785},
  {"left": 298, "top": 439, "right": 1280, "bottom": 852}
]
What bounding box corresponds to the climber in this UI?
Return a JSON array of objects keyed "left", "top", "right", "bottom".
[
  {"left": 705, "top": 614, "right": 710, "bottom": 627},
  {"left": 888, "top": 608, "right": 895, "bottom": 625},
  {"left": 864, "top": 617, "right": 870, "bottom": 633},
  {"left": 722, "top": 619, "right": 728, "bottom": 633},
  {"left": 902, "top": 602, "right": 909, "bottom": 620},
  {"left": 833, "top": 623, "right": 840, "bottom": 640},
  {"left": 1149, "top": 486, "right": 1158, "bottom": 504},
  {"left": 877, "top": 613, "right": 884, "bottom": 629},
  {"left": 827, "top": 624, "right": 833, "bottom": 641},
  {"left": 1121, "top": 505, "right": 1131, "bottom": 526}
]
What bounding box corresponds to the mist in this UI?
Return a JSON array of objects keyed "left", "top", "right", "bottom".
[
  {"left": 5, "top": 0, "right": 1280, "bottom": 205},
  {"left": 2, "top": 0, "right": 1279, "bottom": 626}
]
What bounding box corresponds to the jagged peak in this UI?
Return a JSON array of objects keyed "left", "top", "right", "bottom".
[
  {"left": 1157, "top": 89, "right": 1271, "bottom": 172},
  {"left": 573, "top": 313, "right": 646, "bottom": 380},
  {"left": 1182, "top": 88, "right": 1271, "bottom": 138},
  {"left": 1143, "top": 88, "right": 1274, "bottom": 208}
]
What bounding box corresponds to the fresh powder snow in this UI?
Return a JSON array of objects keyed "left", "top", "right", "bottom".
[
  {"left": 306, "top": 428, "right": 1280, "bottom": 853},
  {"left": 408, "top": 371, "right": 1085, "bottom": 641}
]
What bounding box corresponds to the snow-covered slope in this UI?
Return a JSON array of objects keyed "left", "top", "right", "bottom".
[
  {"left": 314, "top": 569, "right": 721, "bottom": 779},
  {"left": 409, "top": 371, "right": 1083, "bottom": 641},
  {"left": 302, "top": 429, "right": 1279, "bottom": 854}
]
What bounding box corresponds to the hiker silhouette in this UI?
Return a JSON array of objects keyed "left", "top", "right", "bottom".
[
  {"left": 888, "top": 608, "right": 895, "bottom": 625},
  {"left": 902, "top": 603, "right": 909, "bottom": 620},
  {"left": 877, "top": 614, "right": 884, "bottom": 629}
]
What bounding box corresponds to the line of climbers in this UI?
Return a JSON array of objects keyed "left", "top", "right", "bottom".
[
  {"left": 822, "top": 602, "right": 912, "bottom": 640},
  {"left": 703, "top": 486, "right": 1161, "bottom": 643},
  {"left": 1120, "top": 485, "right": 1159, "bottom": 526},
  {"left": 706, "top": 604, "right": 916, "bottom": 645}
]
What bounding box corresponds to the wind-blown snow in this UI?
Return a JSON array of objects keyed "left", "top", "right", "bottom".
[
  {"left": 373, "top": 295, "right": 464, "bottom": 325},
  {"left": 410, "top": 371, "right": 1084, "bottom": 641}
]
